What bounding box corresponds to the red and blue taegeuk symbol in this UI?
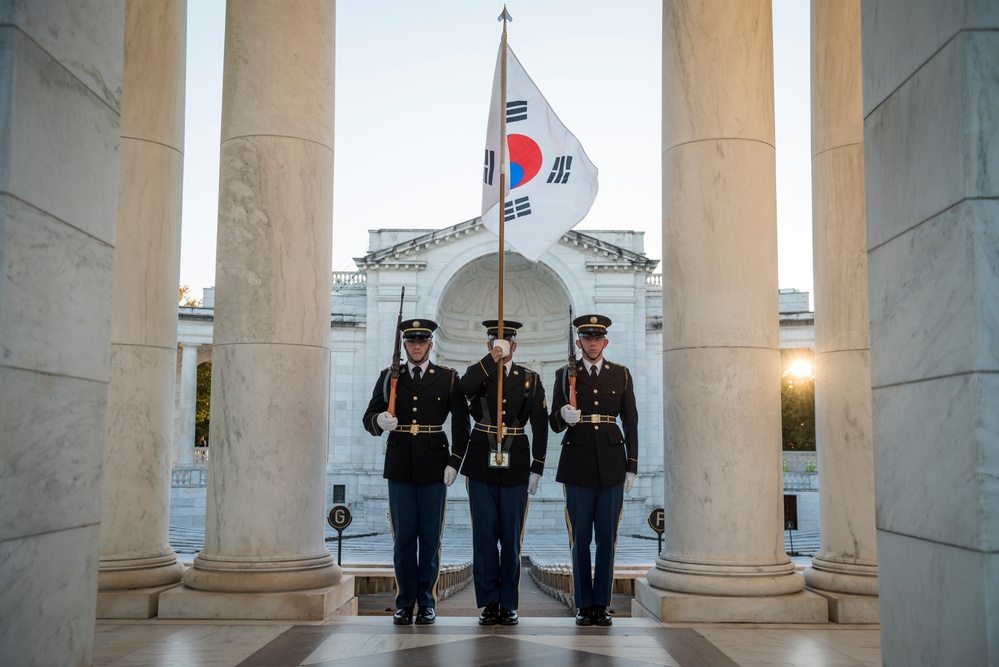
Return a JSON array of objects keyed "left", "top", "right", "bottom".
[{"left": 507, "top": 134, "right": 542, "bottom": 189}]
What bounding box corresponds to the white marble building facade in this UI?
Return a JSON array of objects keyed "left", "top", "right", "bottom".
[{"left": 174, "top": 219, "right": 818, "bottom": 538}]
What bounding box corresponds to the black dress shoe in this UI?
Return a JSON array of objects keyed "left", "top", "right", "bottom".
[
  {"left": 478, "top": 601, "right": 500, "bottom": 626},
  {"left": 393, "top": 607, "right": 414, "bottom": 625},
  {"left": 591, "top": 605, "right": 613, "bottom": 626},
  {"left": 575, "top": 607, "right": 593, "bottom": 626},
  {"left": 498, "top": 607, "right": 519, "bottom": 625},
  {"left": 415, "top": 607, "right": 436, "bottom": 625}
]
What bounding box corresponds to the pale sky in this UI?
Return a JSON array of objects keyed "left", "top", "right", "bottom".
[{"left": 179, "top": 1, "right": 813, "bottom": 304}]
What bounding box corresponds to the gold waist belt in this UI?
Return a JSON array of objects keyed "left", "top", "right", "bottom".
[
  {"left": 578, "top": 414, "right": 616, "bottom": 424},
  {"left": 474, "top": 422, "right": 526, "bottom": 436},
  {"left": 403, "top": 424, "right": 444, "bottom": 435}
]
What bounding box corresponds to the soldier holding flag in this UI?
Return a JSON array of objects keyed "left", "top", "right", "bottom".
[
  {"left": 458, "top": 320, "right": 548, "bottom": 626},
  {"left": 474, "top": 5, "right": 599, "bottom": 626}
]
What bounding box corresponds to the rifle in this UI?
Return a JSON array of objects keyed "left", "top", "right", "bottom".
[
  {"left": 386, "top": 287, "right": 405, "bottom": 415},
  {"left": 567, "top": 306, "right": 577, "bottom": 408}
]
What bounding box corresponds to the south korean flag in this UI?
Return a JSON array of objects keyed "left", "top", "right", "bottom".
[{"left": 481, "top": 45, "right": 599, "bottom": 262}]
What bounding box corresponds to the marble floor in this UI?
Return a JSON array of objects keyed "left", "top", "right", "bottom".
[{"left": 94, "top": 616, "right": 882, "bottom": 667}]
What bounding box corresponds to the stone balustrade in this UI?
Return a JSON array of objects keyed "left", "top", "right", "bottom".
[
  {"left": 782, "top": 450, "right": 817, "bottom": 472},
  {"left": 341, "top": 560, "right": 472, "bottom": 600},
  {"left": 171, "top": 465, "right": 208, "bottom": 488}
]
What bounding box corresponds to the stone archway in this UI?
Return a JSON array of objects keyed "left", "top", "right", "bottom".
[{"left": 434, "top": 252, "right": 570, "bottom": 387}]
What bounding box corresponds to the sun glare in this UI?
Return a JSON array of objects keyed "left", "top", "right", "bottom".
[{"left": 788, "top": 359, "right": 813, "bottom": 378}]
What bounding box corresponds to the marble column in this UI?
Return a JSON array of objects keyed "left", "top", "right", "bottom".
[
  {"left": 862, "top": 2, "right": 999, "bottom": 664},
  {"left": 162, "top": 0, "right": 352, "bottom": 619},
  {"left": 635, "top": 0, "right": 825, "bottom": 623},
  {"left": 0, "top": 2, "right": 123, "bottom": 663},
  {"left": 177, "top": 342, "right": 200, "bottom": 465},
  {"left": 802, "top": 0, "right": 878, "bottom": 624},
  {"left": 97, "top": 0, "right": 187, "bottom": 618}
]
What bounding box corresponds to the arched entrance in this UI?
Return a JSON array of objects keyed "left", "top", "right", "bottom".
[{"left": 433, "top": 252, "right": 570, "bottom": 386}]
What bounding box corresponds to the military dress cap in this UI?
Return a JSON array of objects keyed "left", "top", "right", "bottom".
[
  {"left": 481, "top": 319, "right": 523, "bottom": 340},
  {"left": 399, "top": 318, "right": 438, "bottom": 339},
  {"left": 574, "top": 314, "right": 612, "bottom": 336}
]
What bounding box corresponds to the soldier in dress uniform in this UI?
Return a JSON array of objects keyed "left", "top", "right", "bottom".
[
  {"left": 549, "top": 314, "right": 638, "bottom": 627},
  {"left": 456, "top": 320, "right": 548, "bottom": 626},
  {"left": 362, "top": 318, "right": 470, "bottom": 626}
]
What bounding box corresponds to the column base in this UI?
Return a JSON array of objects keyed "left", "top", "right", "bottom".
[
  {"left": 804, "top": 555, "right": 879, "bottom": 595},
  {"left": 805, "top": 587, "right": 880, "bottom": 624},
  {"left": 632, "top": 578, "right": 829, "bottom": 623},
  {"left": 157, "top": 575, "right": 356, "bottom": 620},
  {"left": 96, "top": 582, "right": 183, "bottom": 619},
  {"left": 98, "top": 553, "right": 184, "bottom": 591},
  {"left": 804, "top": 554, "right": 879, "bottom": 623},
  {"left": 184, "top": 553, "right": 342, "bottom": 592}
]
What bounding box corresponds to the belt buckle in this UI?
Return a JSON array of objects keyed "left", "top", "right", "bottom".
[{"left": 410, "top": 424, "right": 419, "bottom": 436}]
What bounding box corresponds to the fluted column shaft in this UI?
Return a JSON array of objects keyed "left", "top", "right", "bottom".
[
  {"left": 177, "top": 343, "right": 200, "bottom": 465},
  {"left": 803, "top": 0, "right": 878, "bottom": 602},
  {"left": 650, "top": 0, "right": 802, "bottom": 597},
  {"left": 184, "top": 0, "right": 340, "bottom": 593},
  {"left": 99, "top": 0, "right": 187, "bottom": 594}
]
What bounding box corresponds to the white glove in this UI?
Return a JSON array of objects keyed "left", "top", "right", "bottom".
[
  {"left": 527, "top": 472, "right": 541, "bottom": 496},
  {"left": 560, "top": 404, "right": 581, "bottom": 425},
  {"left": 624, "top": 472, "right": 636, "bottom": 494},
  {"left": 444, "top": 465, "right": 458, "bottom": 487},
  {"left": 492, "top": 338, "right": 510, "bottom": 358},
  {"left": 376, "top": 411, "right": 398, "bottom": 432}
]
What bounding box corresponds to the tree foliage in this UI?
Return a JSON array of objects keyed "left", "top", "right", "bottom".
[
  {"left": 781, "top": 369, "right": 815, "bottom": 451},
  {"left": 195, "top": 362, "right": 211, "bottom": 446},
  {"left": 179, "top": 284, "right": 202, "bottom": 307}
]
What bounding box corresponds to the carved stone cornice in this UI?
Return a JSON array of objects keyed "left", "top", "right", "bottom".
[
  {"left": 584, "top": 261, "right": 658, "bottom": 273},
  {"left": 357, "top": 261, "right": 428, "bottom": 272}
]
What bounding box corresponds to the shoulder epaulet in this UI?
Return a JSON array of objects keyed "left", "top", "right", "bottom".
[
  {"left": 436, "top": 364, "right": 456, "bottom": 373},
  {"left": 519, "top": 365, "right": 539, "bottom": 376}
]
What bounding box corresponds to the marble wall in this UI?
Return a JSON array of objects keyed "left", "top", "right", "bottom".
[
  {"left": 863, "top": 1, "right": 999, "bottom": 664},
  {"left": 0, "top": 1, "right": 124, "bottom": 663}
]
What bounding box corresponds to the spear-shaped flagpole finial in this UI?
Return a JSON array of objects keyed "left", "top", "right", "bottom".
[{"left": 498, "top": 6, "right": 513, "bottom": 24}]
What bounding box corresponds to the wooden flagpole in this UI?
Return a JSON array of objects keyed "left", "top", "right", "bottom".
[{"left": 495, "top": 6, "right": 509, "bottom": 457}]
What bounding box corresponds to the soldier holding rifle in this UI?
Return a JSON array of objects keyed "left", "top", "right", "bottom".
[
  {"left": 550, "top": 313, "right": 638, "bottom": 627},
  {"left": 362, "top": 300, "right": 470, "bottom": 627}
]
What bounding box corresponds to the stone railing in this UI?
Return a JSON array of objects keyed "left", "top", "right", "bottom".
[
  {"left": 782, "top": 451, "right": 818, "bottom": 492},
  {"left": 784, "top": 471, "right": 819, "bottom": 492},
  {"left": 194, "top": 447, "right": 208, "bottom": 463},
  {"left": 172, "top": 465, "right": 208, "bottom": 488},
  {"left": 527, "top": 558, "right": 651, "bottom": 608},
  {"left": 783, "top": 450, "right": 818, "bottom": 472},
  {"left": 343, "top": 560, "right": 472, "bottom": 601},
  {"left": 332, "top": 271, "right": 366, "bottom": 289}
]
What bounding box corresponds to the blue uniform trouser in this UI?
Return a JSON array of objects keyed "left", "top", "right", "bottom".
[
  {"left": 467, "top": 478, "right": 529, "bottom": 610},
  {"left": 388, "top": 480, "right": 447, "bottom": 610},
  {"left": 564, "top": 483, "right": 624, "bottom": 609}
]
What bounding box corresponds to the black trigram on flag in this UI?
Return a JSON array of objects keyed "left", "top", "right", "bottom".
[
  {"left": 506, "top": 100, "right": 527, "bottom": 123},
  {"left": 504, "top": 196, "right": 532, "bottom": 220},
  {"left": 484, "top": 149, "right": 496, "bottom": 186},
  {"left": 547, "top": 155, "right": 573, "bottom": 184}
]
